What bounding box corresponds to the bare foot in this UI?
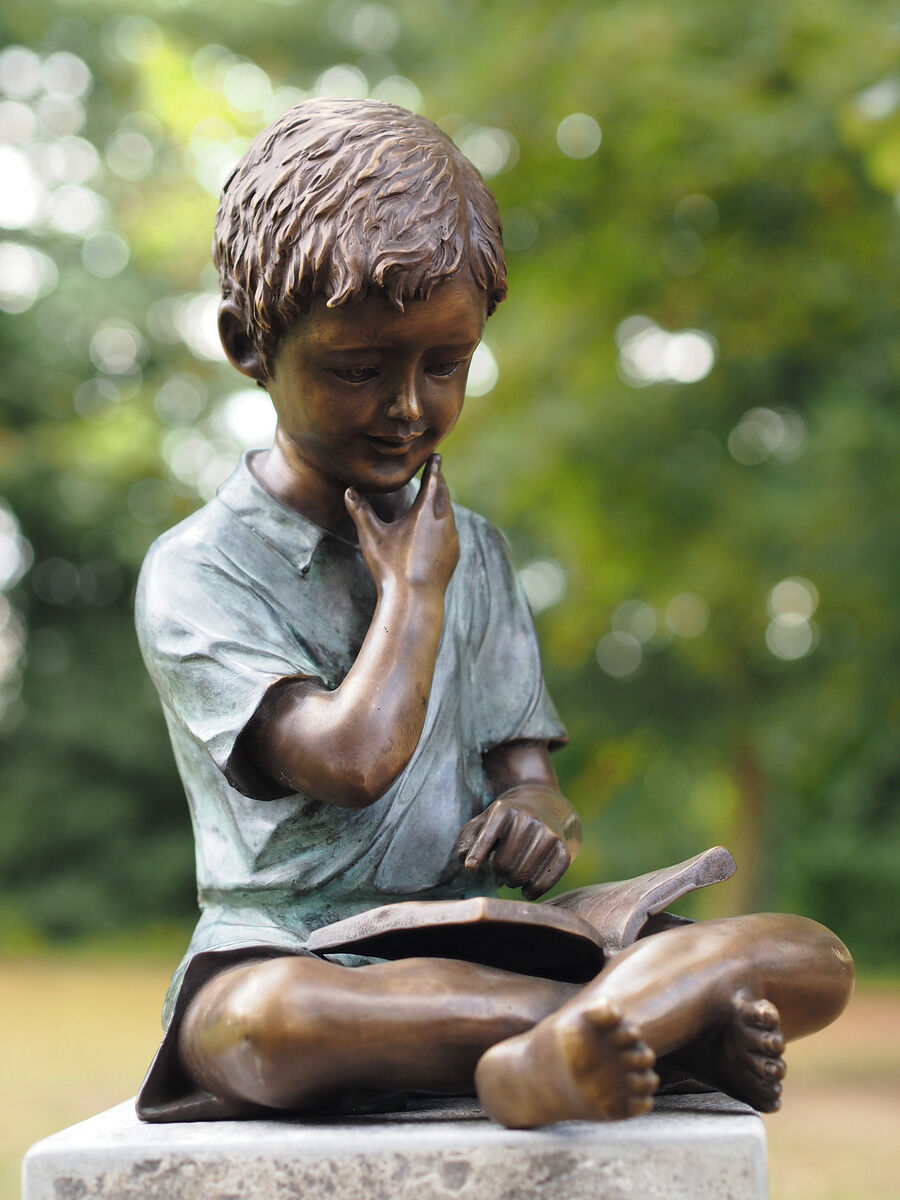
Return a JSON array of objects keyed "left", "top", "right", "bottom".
[
  {"left": 476, "top": 996, "right": 659, "bottom": 1128},
  {"left": 670, "top": 990, "right": 786, "bottom": 1112}
]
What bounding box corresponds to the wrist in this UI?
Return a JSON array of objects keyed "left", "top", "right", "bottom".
[{"left": 377, "top": 575, "right": 448, "bottom": 610}]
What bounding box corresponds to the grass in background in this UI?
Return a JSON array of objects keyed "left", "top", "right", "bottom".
[
  {"left": 4, "top": 956, "right": 898, "bottom": 1200},
  {"left": 2, "top": 952, "right": 174, "bottom": 1200}
]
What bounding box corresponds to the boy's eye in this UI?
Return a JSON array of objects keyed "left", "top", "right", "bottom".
[
  {"left": 426, "top": 361, "right": 461, "bottom": 378},
  {"left": 332, "top": 366, "right": 378, "bottom": 384}
]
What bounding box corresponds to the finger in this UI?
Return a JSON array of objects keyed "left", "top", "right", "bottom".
[
  {"left": 344, "top": 488, "right": 384, "bottom": 537},
  {"left": 463, "top": 803, "right": 510, "bottom": 872},
  {"left": 430, "top": 461, "right": 451, "bottom": 520},
  {"left": 416, "top": 454, "right": 442, "bottom": 505},
  {"left": 492, "top": 825, "right": 549, "bottom": 887},
  {"left": 515, "top": 830, "right": 561, "bottom": 883},
  {"left": 522, "top": 841, "right": 570, "bottom": 901},
  {"left": 456, "top": 814, "right": 482, "bottom": 860}
]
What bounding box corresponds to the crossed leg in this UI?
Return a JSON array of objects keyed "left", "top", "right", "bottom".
[
  {"left": 475, "top": 913, "right": 854, "bottom": 1127},
  {"left": 178, "top": 955, "right": 580, "bottom": 1112},
  {"left": 178, "top": 913, "right": 853, "bottom": 1125}
]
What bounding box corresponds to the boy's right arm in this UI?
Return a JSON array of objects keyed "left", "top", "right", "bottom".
[{"left": 240, "top": 455, "right": 458, "bottom": 810}]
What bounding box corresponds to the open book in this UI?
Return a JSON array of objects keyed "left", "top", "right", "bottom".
[{"left": 308, "top": 846, "right": 735, "bottom": 982}]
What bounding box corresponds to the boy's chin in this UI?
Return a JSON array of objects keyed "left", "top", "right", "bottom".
[{"left": 356, "top": 459, "right": 430, "bottom": 495}]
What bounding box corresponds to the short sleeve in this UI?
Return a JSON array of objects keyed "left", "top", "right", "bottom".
[
  {"left": 462, "top": 515, "right": 568, "bottom": 754},
  {"left": 136, "top": 532, "right": 323, "bottom": 800}
]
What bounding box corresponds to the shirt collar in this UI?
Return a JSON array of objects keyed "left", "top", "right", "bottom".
[{"left": 215, "top": 452, "right": 325, "bottom": 574}]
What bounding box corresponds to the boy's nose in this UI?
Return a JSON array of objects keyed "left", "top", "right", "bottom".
[{"left": 385, "top": 378, "right": 424, "bottom": 423}]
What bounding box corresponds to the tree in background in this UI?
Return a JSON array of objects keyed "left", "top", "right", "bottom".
[{"left": 0, "top": 0, "right": 897, "bottom": 964}]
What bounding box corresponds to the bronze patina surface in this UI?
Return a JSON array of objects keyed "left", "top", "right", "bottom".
[{"left": 136, "top": 98, "right": 853, "bottom": 1129}]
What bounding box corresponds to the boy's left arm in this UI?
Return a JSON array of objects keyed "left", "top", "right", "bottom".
[{"left": 457, "top": 740, "right": 581, "bottom": 900}]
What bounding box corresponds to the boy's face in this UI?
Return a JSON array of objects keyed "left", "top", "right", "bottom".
[{"left": 265, "top": 274, "right": 486, "bottom": 498}]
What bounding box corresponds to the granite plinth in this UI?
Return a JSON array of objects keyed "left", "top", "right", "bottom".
[{"left": 23, "top": 1092, "right": 768, "bottom": 1200}]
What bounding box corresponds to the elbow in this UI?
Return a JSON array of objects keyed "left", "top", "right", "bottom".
[
  {"left": 293, "top": 754, "right": 405, "bottom": 810},
  {"left": 323, "top": 778, "right": 384, "bottom": 810}
]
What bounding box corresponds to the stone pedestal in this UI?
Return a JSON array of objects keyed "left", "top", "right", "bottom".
[{"left": 23, "top": 1092, "right": 768, "bottom": 1200}]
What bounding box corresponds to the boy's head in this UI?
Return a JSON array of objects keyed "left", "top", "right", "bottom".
[{"left": 214, "top": 98, "right": 507, "bottom": 380}]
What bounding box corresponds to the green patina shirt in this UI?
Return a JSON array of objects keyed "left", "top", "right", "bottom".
[{"left": 136, "top": 453, "right": 566, "bottom": 1024}]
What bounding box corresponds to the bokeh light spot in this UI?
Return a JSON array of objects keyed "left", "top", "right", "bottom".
[
  {"left": 596, "top": 631, "right": 642, "bottom": 677},
  {"left": 106, "top": 128, "right": 155, "bottom": 180},
  {"left": 314, "top": 64, "right": 368, "bottom": 99},
  {"left": 519, "top": 560, "right": 567, "bottom": 613},
  {"left": 47, "top": 184, "right": 105, "bottom": 237},
  {"left": 766, "top": 617, "right": 816, "bottom": 660},
  {"left": 556, "top": 113, "right": 602, "bottom": 159},
  {"left": 459, "top": 126, "right": 518, "bottom": 177},
  {"left": 90, "top": 320, "right": 146, "bottom": 375},
  {"left": 173, "top": 293, "right": 226, "bottom": 362},
  {"left": 768, "top": 577, "right": 818, "bottom": 621},
  {"left": 0, "top": 500, "right": 33, "bottom": 590},
  {"left": 154, "top": 374, "right": 207, "bottom": 426},
  {"left": 673, "top": 193, "right": 719, "bottom": 232},
  {"left": 36, "top": 94, "right": 85, "bottom": 138},
  {"left": 218, "top": 389, "right": 278, "bottom": 449},
  {"left": 41, "top": 52, "right": 92, "bottom": 99},
  {"left": 224, "top": 62, "right": 273, "bottom": 113},
  {"left": 855, "top": 77, "right": 900, "bottom": 120},
  {"left": 0, "top": 147, "right": 44, "bottom": 228},
  {"left": 105, "top": 16, "right": 163, "bottom": 64},
  {"left": 0, "top": 241, "right": 58, "bottom": 313},
  {"left": 466, "top": 342, "right": 498, "bottom": 397},
  {"left": 0, "top": 99, "right": 37, "bottom": 144},
  {"left": 611, "top": 599, "right": 657, "bottom": 643},
  {"left": 369, "top": 75, "right": 421, "bottom": 111},
  {"left": 0, "top": 47, "right": 42, "bottom": 99},
  {"left": 728, "top": 407, "right": 807, "bottom": 465},
  {"left": 82, "top": 231, "right": 130, "bottom": 278},
  {"left": 665, "top": 593, "right": 709, "bottom": 638},
  {"left": 616, "top": 317, "right": 716, "bottom": 386},
  {"left": 347, "top": 3, "right": 401, "bottom": 52}
]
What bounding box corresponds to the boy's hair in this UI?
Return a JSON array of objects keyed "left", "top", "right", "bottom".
[{"left": 214, "top": 98, "right": 508, "bottom": 376}]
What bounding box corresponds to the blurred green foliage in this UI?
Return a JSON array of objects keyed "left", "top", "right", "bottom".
[{"left": 0, "top": 0, "right": 897, "bottom": 964}]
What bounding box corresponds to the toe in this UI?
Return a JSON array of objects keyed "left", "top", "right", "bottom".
[
  {"left": 629, "top": 1068, "right": 660, "bottom": 1096},
  {"left": 623, "top": 1044, "right": 656, "bottom": 1070},
  {"left": 756, "top": 1080, "right": 782, "bottom": 1112},
  {"left": 746, "top": 1052, "right": 786, "bottom": 1081},
  {"left": 610, "top": 1020, "right": 642, "bottom": 1048},
  {"left": 583, "top": 998, "right": 622, "bottom": 1030},
  {"left": 765, "top": 1056, "right": 786, "bottom": 1081},
  {"left": 748, "top": 999, "right": 780, "bottom": 1030},
  {"left": 761, "top": 1031, "right": 785, "bottom": 1055}
]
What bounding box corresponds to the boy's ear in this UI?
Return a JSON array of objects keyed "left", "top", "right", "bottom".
[{"left": 218, "top": 300, "right": 266, "bottom": 383}]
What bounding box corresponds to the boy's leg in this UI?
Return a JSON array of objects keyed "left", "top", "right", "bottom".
[
  {"left": 475, "top": 913, "right": 853, "bottom": 1128},
  {"left": 178, "top": 955, "right": 584, "bottom": 1111}
]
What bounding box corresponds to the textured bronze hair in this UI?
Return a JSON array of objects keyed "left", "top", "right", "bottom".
[{"left": 214, "top": 98, "right": 508, "bottom": 377}]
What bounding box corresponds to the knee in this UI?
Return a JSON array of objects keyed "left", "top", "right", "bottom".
[
  {"left": 795, "top": 918, "right": 855, "bottom": 1031},
  {"left": 751, "top": 914, "right": 855, "bottom": 1038},
  {"left": 179, "top": 958, "right": 336, "bottom": 1109}
]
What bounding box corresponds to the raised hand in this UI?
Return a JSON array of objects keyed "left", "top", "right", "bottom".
[
  {"left": 345, "top": 454, "right": 459, "bottom": 594},
  {"left": 457, "top": 783, "right": 579, "bottom": 900}
]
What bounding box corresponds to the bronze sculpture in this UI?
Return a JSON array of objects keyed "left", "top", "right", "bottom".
[{"left": 135, "top": 98, "right": 853, "bottom": 1128}]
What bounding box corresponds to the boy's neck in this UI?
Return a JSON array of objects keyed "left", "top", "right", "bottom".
[{"left": 250, "top": 441, "right": 410, "bottom": 535}]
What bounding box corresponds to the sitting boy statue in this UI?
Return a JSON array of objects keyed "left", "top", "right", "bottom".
[{"left": 135, "top": 98, "right": 853, "bottom": 1128}]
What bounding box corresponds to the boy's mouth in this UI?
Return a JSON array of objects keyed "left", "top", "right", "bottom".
[{"left": 365, "top": 433, "right": 424, "bottom": 455}]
